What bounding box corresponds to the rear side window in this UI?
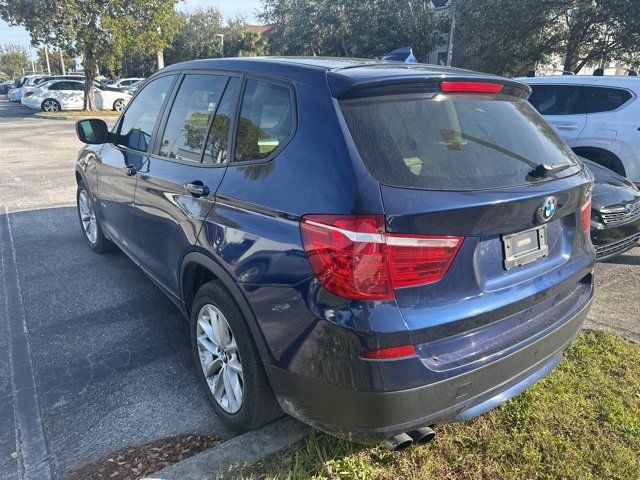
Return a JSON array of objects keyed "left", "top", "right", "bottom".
[
  {"left": 582, "top": 86, "right": 632, "bottom": 113},
  {"left": 203, "top": 77, "right": 241, "bottom": 165},
  {"left": 119, "top": 75, "right": 175, "bottom": 152},
  {"left": 340, "top": 93, "right": 578, "bottom": 191},
  {"left": 234, "top": 79, "right": 294, "bottom": 162},
  {"left": 159, "top": 74, "right": 227, "bottom": 162},
  {"left": 527, "top": 85, "right": 583, "bottom": 115}
]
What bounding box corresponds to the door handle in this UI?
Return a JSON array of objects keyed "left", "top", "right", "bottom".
[
  {"left": 122, "top": 165, "right": 137, "bottom": 176},
  {"left": 184, "top": 182, "right": 210, "bottom": 198}
]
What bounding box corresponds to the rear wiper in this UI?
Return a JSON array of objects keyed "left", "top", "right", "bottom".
[{"left": 528, "top": 163, "right": 573, "bottom": 178}]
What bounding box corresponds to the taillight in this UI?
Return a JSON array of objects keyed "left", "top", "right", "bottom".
[
  {"left": 580, "top": 196, "right": 592, "bottom": 233},
  {"left": 24, "top": 91, "right": 33, "bottom": 97},
  {"left": 300, "top": 215, "right": 463, "bottom": 301},
  {"left": 440, "top": 81, "right": 504, "bottom": 93},
  {"left": 361, "top": 344, "right": 416, "bottom": 360}
]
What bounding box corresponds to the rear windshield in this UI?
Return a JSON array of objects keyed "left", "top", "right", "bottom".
[{"left": 340, "top": 93, "right": 578, "bottom": 191}]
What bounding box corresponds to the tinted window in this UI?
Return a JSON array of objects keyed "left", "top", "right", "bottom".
[
  {"left": 527, "top": 85, "right": 583, "bottom": 115},
  {"left": 204, "top": 77, "right": 240, "bottom": 165},
  {"left": 582, "top": 86, "right": 632, "bottom": 113},
  {"left": 48, "top": 82, "right": 64, "bottom": 91},
  {"left": 68, "top": 82, "right": 84, "bottom": 91},
  {"left": 119, "top": 75, "right": 175, "bottom": 152},
  {"left": 159, "top": 74, "right": 227, "bottom": 162},
  {"left": 234, "top": 79, "right": 294, "bottom": 162},
  {"left": 340, "top": 93, "right": 578, "bottom": 191}
]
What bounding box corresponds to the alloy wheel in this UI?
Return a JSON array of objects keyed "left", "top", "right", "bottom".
[
  {"left": 78, "top": 189, "right": 98, "bottom": 244},
  {"left": 196, "top": 304, "right": 244, "bottom": 414},
  {"left": 43, "top": 99, "right": 60, "bottom": 112},
  {"left": 114, "top": 99, "right": 125, "bottom": 112}
]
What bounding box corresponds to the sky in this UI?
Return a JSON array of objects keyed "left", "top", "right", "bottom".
[{"left": 0, "top": 0, "right": 263, "bottom": 60}]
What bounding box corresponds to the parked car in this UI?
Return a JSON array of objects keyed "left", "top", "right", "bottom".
[
  {"left": 73, "top": 58, "right": 595, "bottom": 449},
  {"left": 108, "top": 77, "right": 145, "bottom": 89},
  {"left": 22, "top": 79, "right": 130, "bottom": 112},
  {"left": 0, "top": 80, "right": 17, "bottom": 95},
  {"left": 583, "top": 158, "right": 640, "bottom": 259},
  {"left": 517, "top": 75, "right": 640, "bottom": 185}
]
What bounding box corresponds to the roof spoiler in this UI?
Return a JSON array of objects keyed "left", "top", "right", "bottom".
[{"left": 328, "top": 74, "right": 532, "bottom": 100}]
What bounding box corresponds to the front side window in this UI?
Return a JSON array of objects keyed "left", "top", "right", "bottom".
[
  {"left": 119, "top": 75, "right": 175, "bottom": 152},
  {"left": 234, "top": 79, "right": 294, "bottom": 162},
  {"left": 582, "top": 86, "right": 632, "bottom": 113},
  {"left": 159, "top": 74, "right": 228, "bottom": 162},
  {"left": 527, "top": 85, "right": 583, "bottom": 115},
  {"left": 340, "top": 92, "right": 578, "bottom": 191}
]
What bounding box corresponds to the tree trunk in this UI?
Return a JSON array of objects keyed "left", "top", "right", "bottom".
[{"left": 83, "top": 50, "right": 98, "bottom": 111}]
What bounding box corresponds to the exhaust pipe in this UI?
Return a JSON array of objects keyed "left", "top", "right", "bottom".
[
  {"left": 407, "top": 426, "right": 436, "bottom": 445},
  {"left": 381, "top": 432, "right": 413, "bottom": 451}
]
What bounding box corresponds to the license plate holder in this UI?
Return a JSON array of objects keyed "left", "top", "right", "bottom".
[{"left": 502, "top": 225, "right": 548, "bottom": 270}]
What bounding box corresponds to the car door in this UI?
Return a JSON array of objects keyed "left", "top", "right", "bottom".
[
  {"left": 67, "top": 81, "right": 85, "bottom": 109},
  {"left": 580, "top": 86, "right": 634, "bottom": 147},
  {"left": 95, "top": 74, "right": 178, "bottom": 259},
  {"left": 527, "top": 84, "right": 586, "bottom": 146},
  {"left": 133, "top": 72, "right": 242, "bottom": 295}
]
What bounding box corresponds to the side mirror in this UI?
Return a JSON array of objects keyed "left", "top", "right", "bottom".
[{"left": 76, "top": 119, "right": 110, "bottom": 144}]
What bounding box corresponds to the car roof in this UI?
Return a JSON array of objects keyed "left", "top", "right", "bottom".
[
  {"left": 161, "top": 56, "right": 526, "bottom": 97},
  {"left": 515, "top": 75, "right": 640, "bottom": 90}
]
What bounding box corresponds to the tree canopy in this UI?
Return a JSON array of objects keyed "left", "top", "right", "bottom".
[
  {"left": 456, "top": 0, "right": 640, "bottom": 76},
  {"left": 0, "top": 43, "right": 29, "bottom": 78},
  {"left": 0, "top": 0, "right": 180, "bottom": 109},
  {"left": 259, "top": 0, "right": 442, "bottom": 61}
]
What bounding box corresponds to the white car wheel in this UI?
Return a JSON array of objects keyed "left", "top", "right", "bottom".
[
  {"left": 113, "top": 99, "right": 126, "bottom": 112},
  {"left": 42, "top": 99, "right": 61, "bottom": 112}
]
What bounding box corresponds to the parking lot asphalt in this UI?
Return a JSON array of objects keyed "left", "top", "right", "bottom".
[
  {"left": 0, "top": 98, "right": 233, "bottom": 480},
  {"left": 0, "top": 97, "right": 638, "bottom": 479}
]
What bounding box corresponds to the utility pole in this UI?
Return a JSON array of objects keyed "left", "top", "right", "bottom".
[
  {"left": 28, "top": 45, "right": 35, "bottom": 73},
  {"left": 216, "top": 33, "right": 225, "bottom": 58},
  {"left": 446, "top": 0, "right": 456, "bottom": 67},
  {"left": 59, "top": 49, "right": 66, "bottom": 75},
  {"left": 156, "top": 50, "right": 165, "bottom": 70},
  {"left": 44, "top": 46, "right": 51, "bottom": 74}
]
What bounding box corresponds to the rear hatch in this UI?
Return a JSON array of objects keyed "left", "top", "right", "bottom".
[{"left": 337, "top": 77, "right": 595, "bottom": 370}]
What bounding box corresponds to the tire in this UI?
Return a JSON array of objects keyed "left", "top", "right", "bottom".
[
  {"left": 41, "top": 98, "right": 61, "bottom": 112},
  {"left": 113, "top": 98, "right": 126, "bottom": 112},
  {"left": 76, "top": 182, "right": 114, "bottom": 253},
  {"left": 191, "top": 281, "right": 281, "bottom": 432}
]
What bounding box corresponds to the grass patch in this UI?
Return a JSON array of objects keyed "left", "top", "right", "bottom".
[
  {"left": 37, "top": 110, "right": 121, "bottom": 117},
  {"left": 224, "top": 331, "right": 639, "bottom": 480}
]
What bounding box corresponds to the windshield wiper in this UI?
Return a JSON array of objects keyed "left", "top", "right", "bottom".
[{"left": 528, "top": 163, "right": 573, "bottom": 178}]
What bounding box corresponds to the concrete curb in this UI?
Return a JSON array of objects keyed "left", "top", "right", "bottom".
[{"left": 144, "top": 417, "right": 309, "bottom": 480}]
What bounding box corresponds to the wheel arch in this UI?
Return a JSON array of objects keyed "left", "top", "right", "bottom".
[
  {"left": 572, "top": 146, "right": 626, "bottom": 176},
  {"left": 180, "top": 251, "right": 274, "bottom": 365}
]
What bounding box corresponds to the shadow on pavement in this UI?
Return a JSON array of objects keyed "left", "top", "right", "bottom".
[{"left": 0, "top": 206, "right": 232, "bottom": 480}]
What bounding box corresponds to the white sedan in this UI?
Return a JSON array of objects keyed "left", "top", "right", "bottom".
[{"left": 21, "top": 79, "right": 131, "bottom": 112}]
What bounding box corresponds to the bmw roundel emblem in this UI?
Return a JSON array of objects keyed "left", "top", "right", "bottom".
[{"left": 536, "top": 196, "right": 557, "bottom": 223}]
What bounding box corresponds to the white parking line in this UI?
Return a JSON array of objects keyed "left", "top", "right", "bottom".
[{"left": 0, "top": 205, "right": 52, "bottom": 480}]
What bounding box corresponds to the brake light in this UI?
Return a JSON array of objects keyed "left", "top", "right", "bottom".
[
  {"left": 300, "top": 215, "right": 463, "bottom": 301},
  {"left": 580, "top": 196, "right": 591, "bottom": 233},
  {"left": 24, "top": 91, "right": 33, "bottom": 97},
  {"left": 361, "top": 344, "right": 416, "bottom": 360},
  {"left": 440, "top": 81, "right": 504, "bottom": 93}
]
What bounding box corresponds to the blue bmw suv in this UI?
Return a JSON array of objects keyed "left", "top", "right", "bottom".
[{"left": 74, "top": 58, "right": 595, "bottom": 449}]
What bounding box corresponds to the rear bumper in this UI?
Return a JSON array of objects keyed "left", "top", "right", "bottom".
[{"left": 266, "top": 297, "right": 591, "bottom": 444}]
